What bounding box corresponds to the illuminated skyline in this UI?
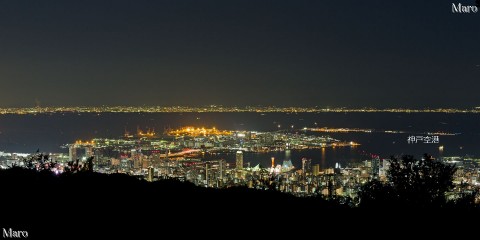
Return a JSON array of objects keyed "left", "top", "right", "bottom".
[{"left": 1, "top": 105, "right": 480, "bottom": 115}]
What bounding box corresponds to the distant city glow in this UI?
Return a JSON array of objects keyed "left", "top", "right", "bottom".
[{"left": 0, "top": 106, "right": 479, "bottom": 115}]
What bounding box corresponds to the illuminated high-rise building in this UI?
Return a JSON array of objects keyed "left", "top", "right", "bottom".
[
  {"left": 94, "top": 150, "right": 101, "bottom": 165},
  {"left": 134, "top": 156, "right": 143, "bottom": 169},
  {"left": 131, "top": 149, "right": 143, "bottom": 169},
  {"left": 85, "top": 146, "right": 93, "bottom": 158},
  {"left": 218, "top": 159, "right": 225, "bottom": 180},
  {"left": 236, "top": 151, "right": 243, "bottom": 170},
  {"left": 205, "top": 162, "right": 209, "bottom": 187},
  {"left": 372, "top": 157, "right": 380, "bottom": 179},
  {"left": 147, "top": 167, "right": 154, "bottom": 182},
  {"left": 302, "top": 158, "right": 312, "bottom": 174},
  {"left": 131, "top": 149, "right": 137, "bottom": 159},
  {"left": 68, "top": 145, "right": 77, "bottom": 162},
  {"left": 312, "top": 164, "right": 320, "bottom": 176},
  {"left": 270, "top": 157, "right": 276, "bottom": 174}
]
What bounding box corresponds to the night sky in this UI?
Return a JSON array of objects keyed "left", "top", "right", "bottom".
[{"left": 0, "top": 0, "right": 478, "bottom": 108}]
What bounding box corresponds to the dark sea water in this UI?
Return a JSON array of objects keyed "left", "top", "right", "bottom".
[{"left": 0, "top": 112, "right": 479, "bottom": 169}]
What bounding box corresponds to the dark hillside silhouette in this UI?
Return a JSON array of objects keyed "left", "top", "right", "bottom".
[
  {"left": 0, "top": 167, "right": 344, "bottom": 238},
  {"left": 1, "top": 153, "right": 479, "bottom": 238}
]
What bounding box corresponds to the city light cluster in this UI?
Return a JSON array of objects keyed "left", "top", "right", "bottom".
[{"left": 0, "top": 105, "right": 479, "bottom": 114}]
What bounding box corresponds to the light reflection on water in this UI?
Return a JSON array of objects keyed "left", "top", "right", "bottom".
[{"left": 0, "top": 112, "right": 477, "bottom": 168}]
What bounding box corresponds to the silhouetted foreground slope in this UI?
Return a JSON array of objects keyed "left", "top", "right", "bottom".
[
  {"left": 0, "top": 168, "right": 345, "bottom": 238},
  {"left": 0, "top": 167, "right": 342, "bottom": 210},
  {"left": 0, "top": 167, "right": 476, "bottom": 239}
]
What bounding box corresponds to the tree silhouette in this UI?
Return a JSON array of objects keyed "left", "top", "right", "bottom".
[
  {"left": 83, "top": 156, "right": 94, "bottom": 172},
  {"left": 357, "top": 179, "right": 394, "bottom": 208},
  {"left": 20, "top": 150, "right": 96, "bottom": 174},
  {"left": 63, "top": 157, "right": 95, "bottom": 173},
  {"left": 64, "top": 159, "right": 81, "bottom": 173},
  {"left": 388, "top": 154, "right": 456, "bottom": 207},
  {"left": 22, "top": 152, "right": 58, "bottom": 172},
  {"left": 358, "top": 154, "right": 475, "bottom": 208}
]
